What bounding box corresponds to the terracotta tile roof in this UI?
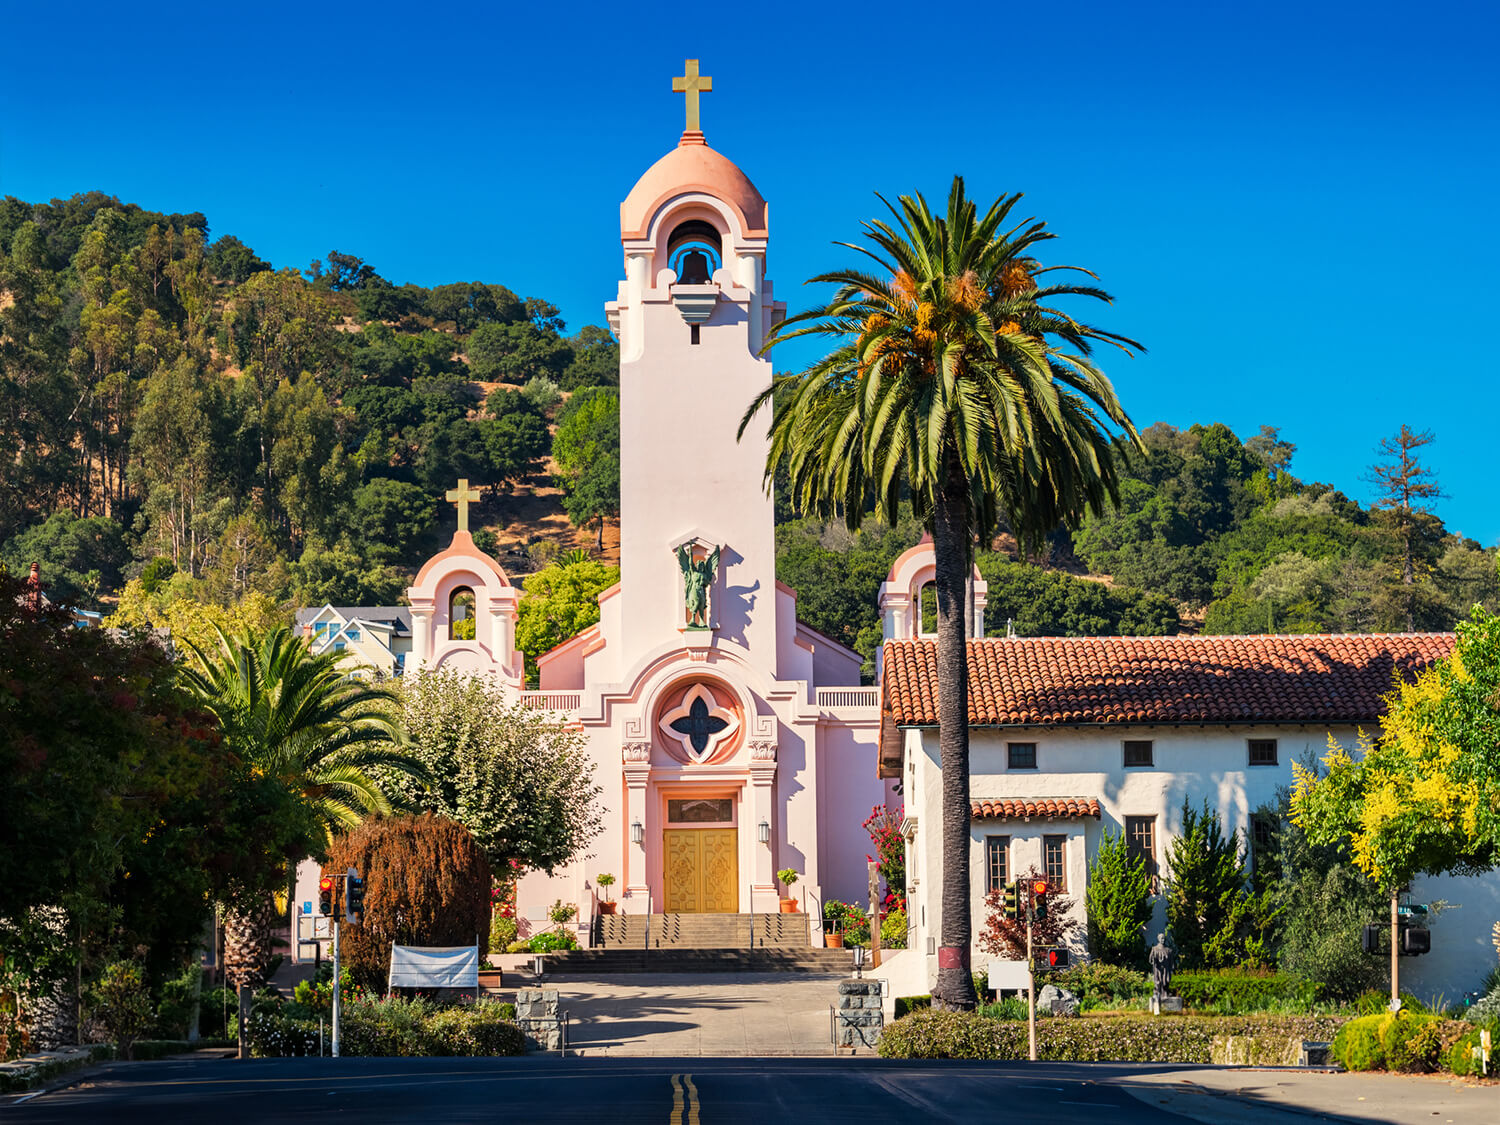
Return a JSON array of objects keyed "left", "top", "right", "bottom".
[
  {"left": 972, "top": 797, "right": 1101, "bottom": 820},
  {"left": 881, "top": 634, "right": 1455, "bottom": 728}
]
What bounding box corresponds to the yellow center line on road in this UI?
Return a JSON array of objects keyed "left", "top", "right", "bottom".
[
  {"left": 685, "top": 1073, "right": 700, "bottom": 1125},
  {"left": 670, "top": 1073, "right": 684, "bottom": 1124}
]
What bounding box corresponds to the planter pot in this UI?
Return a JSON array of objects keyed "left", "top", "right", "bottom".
[
  {"left": 825, "top": 933, "right": 844, "bottom": 948},
  {"left": 779, "top": 898, "right": 800, "bottom": 914},
  {"left": 598, "top": 901, "right": 617, "bottom": 915}
]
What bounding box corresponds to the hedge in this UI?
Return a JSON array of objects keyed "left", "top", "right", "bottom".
[
  {"left": 247, "top": 998, "right": 524, "bottom": 1058},
  {"left": 1172, "top": 971, "right": 1321, "bottom": 1012},
  {"left": 1330, "top": 1012, "right": 1480, "bottom": 1074},
  {"left": 878, "top": 1010, "right": 1347, "bottom": 1063}
]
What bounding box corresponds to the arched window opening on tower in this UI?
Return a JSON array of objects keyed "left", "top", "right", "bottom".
[
  {"left": 667, "top": 219, "right": 723, "bottom": 284},
  {"left": 918, "top": 581, "right": 938, "bottom": 637},
  {"left": 449, "top": 586, "right": 476, "bottom": 640}
]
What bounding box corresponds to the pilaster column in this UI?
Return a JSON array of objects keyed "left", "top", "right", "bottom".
[
  {"left": 749, "top": 740, "right": 779, "bottom": 913},
  {"left": 622, "top": 742, "right": 652, "bottom": 912},
  {"left": 409, "top": 605, "right": 433, "bottom": 671}
]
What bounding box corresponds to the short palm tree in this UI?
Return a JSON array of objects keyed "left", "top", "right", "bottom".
[
  {"left": 181, "top": 624, "right": 423, "bottom": 987},
  {"left": 740, "top": 178, "right": 1142, "bottom": 1009}
]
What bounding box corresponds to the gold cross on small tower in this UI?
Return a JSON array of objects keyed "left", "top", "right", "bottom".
[
  {"left": 445, "top": 478, "right": 481, "bottom": 533},
  {"left": 672, "top": 59, "right": 713, "bottom": 134}
]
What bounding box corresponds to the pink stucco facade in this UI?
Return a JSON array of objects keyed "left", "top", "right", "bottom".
[{"left": 382, "top": 125, "right": 893, "bottom": 942}]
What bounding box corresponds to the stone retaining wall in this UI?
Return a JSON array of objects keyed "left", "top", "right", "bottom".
[{"left": 836, "top": 979, "right": 882, "bottom": 1049}]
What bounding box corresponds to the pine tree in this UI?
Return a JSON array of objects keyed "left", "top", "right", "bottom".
[
  {"left": 1365, "top": 425, "right": 1444, "bottom": 630},
  {"left": 1085, "top": 830, "right": 1153, "bottom": 970},
  {"left": 1164, "top": 801, "right": 1252, "bottom": 969}
]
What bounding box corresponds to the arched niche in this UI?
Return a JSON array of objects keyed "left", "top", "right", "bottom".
[{"left": 449, "top": 586, "right": 477, "bottom": 640}]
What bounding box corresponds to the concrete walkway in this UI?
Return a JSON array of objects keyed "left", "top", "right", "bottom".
[{"left": 542, "top": 971, "right": 847, "bottom": 1056}]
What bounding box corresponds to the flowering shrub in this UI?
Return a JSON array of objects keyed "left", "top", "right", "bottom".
[
  {"left": 980, "top": 866, "right": 1082, "bottom": 960},
  {"left": 880, "top": 908, "right": 909, "bottom": 949},
  {"left": 863, "top": 805, "right": 906, "bottom": 907},
  {"left": 1332, "top": 1011, "right": 1473, "bottom": 1073},
  {"left": 879, "top": 1010, "right": 1350, "bottom": 1063},
  {"left": 489, "top": 915, "right": 518, "bottom": 952},
  {"left": 823, "top": 901, "right": 870, "bottom": 946},
  {"left": 89, "top": 961, "right": 154, "bottom": 1059},
  {"left": 292, "top": 968, "right": 357, "bottom": 1015}
]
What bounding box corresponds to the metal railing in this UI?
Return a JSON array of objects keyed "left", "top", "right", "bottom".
[{"left": 815, "top": 687, "right": 880, "bottom": 709}]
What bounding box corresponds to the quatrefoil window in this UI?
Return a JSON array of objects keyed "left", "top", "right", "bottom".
[{"left": 658, "top": 683, "right": 739, "bottom": 763}]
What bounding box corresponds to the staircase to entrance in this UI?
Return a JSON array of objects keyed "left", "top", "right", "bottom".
[{"left": 542, "top": 912, "right": 853, "bottom": 973}]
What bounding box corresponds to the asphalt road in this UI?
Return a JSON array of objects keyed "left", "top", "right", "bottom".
[{"left": 5, "top": 1056, "right": 1215, "bottom": 1123}]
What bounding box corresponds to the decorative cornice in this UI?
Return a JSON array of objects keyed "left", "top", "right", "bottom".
[
  {"left": 622, "top": 742, "right": 652, "bottom": 763},
  {"left": 748, "top": 740, "right": 777, "bottom": 761}
]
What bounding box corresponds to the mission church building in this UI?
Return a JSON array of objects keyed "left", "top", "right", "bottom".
[{"left": 294, "top": 66, "right": 1495, "bottom": 1003}]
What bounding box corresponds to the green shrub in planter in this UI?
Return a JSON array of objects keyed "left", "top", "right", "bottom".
[
  {"left": 527, "top": 930, "right": 577, "bottom": 953},
  {"left": 1331, "top": 1014, "right": 1386, "bottom": 1071},
  {"left": 426, "top": 1003, "right": 526, "bottom": 1056}
]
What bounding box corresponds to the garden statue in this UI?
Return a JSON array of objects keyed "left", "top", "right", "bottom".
[
  {"left": 677, "top": 543, "right": 720, "bottom": 628},
  {"left": 1149, "top": 932, "right": 1176, "bottom": 1003}
]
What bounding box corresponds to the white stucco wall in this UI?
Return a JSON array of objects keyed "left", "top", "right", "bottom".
[{"left": 903, "top": 723, "right": 1499, "bottom": 1002}]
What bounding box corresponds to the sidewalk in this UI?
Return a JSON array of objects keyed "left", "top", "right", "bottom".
[
  {"left": 1116, "top": 1067, "right": 1497, "bottom": 1125},
  {"left": 544, "top": 971, "right": 847, "bottom": 1056}
]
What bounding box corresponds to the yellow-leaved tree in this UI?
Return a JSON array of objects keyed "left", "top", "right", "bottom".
[{"left": 1292, "top": 608, "right": 1500, "bottom": 1005}]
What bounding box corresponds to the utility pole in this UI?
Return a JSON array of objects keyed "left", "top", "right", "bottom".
[
  {"left": 1389, "top": 887, "right": 1400, "bottom": 1011},
  {"left": 332, "top": 916, "right": 342, "bottom": 1057},
  {"left": 1026, "top": 885, "right": 1037, "bottom": 1062}
]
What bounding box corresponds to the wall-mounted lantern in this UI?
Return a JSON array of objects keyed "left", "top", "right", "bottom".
[
  {"left": 758, "top": 819, "right": 770, "bottom": 845},
  {"left": 631, "top": 819, "right": 644, "bottom": 846}
]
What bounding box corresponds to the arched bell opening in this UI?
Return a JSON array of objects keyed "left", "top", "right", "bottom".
[
  {"left": 449, "top": 586, "right": 476, "bottom": 640},
  {"left": 666, "top": 219, "right": 723, "bottom": 284}
]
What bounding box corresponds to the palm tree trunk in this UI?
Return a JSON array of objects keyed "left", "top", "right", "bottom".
[
  {"left": 930, "top": 468, "right": 979, "bottom": 1011},
  {"left": 222, "top": 900, "right": 274, "bottom": 991}
]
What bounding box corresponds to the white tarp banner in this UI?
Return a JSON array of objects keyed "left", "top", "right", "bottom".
[
  {"left": 987, "top": 959, "right": 1032, "bottom": 991},
  {"left": 387, "top": 944, "right": 480, "bottom": 990}
]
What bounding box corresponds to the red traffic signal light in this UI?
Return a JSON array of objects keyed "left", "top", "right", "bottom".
[
  {"left": 318, "top": 875, "right": 334, "bottom": 916},
  {"left": 1031, "top": 879, "right": 1050, "bottom": 896}
]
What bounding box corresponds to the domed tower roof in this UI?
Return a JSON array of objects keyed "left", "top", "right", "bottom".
[{"left": 621, "top": 134, "right": 768, "bottom": 242}]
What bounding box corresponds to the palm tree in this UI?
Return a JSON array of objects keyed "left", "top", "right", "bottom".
[
  {"left": 740, "top": 178, "right": 1143, "bottom": 1009},
  {"left": 181, "top": 624, "right": 424, "bottom": 987}
]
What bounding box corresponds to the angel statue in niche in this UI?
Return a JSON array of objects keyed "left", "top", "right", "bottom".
[{"left": 677, "top": 543, "right": 721, "bottom": 628}]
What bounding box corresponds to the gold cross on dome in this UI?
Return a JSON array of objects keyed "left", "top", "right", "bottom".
[
  {"left": 672, "top": 59, "right": 713, "bottom": 133},
  {"left": 445, "top": 478, "right": 481, "bottom": 532}
]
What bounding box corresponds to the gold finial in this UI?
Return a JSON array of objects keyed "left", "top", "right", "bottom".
[
  {"left": 445, "top": 478, "right": 481, "bottom": 533},
  {"left": 672, "top": 59, "right": 713, "bottom": 134}
]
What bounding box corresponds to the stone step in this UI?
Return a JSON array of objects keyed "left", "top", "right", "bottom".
[
  {"left": 596, "top": 912, "right": 812, "bottom": 950},
  {"left": 540, "top": 947, "right": 854, "bottom": 974}
]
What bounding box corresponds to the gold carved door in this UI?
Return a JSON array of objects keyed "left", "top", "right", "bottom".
[{"left": 663, "top": 828, "right": 738, "bottom": 913}]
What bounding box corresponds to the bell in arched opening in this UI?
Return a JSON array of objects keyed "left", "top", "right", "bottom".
[{"left": 679, "top": 249, "right": 711, "bottom": 284}]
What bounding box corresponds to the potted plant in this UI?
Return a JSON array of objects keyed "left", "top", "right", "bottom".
[
  {"left": 596, "top": 873, "right": 616, "bottom": 914},
  {"left": 822, "top": 902, "right": 845, "bottom": 947},
  {"left": 777, "top": 868, "right": 800, "bottom": 913}
]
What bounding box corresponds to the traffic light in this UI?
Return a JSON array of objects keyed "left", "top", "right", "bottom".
[
  {"left": 1361, "top": 924, "right": 1381, "bottom": 954},
  {"left": 346, "top": 870, "right": 365, "bottom": 924},
  {"left": 1401, "top": 927, "right": 1431, "bottom": 956},
  {"left": 1034, "top": 947, "right": 1070, "bottom": 973},
  {"left": 319, "top": 875, "right": 334, "bottom": 916},
  {"left": 1003, "top": 881, "right": 1020, "bottom": 921},
  {"left": 1031, "top": 879, "right": 1049, "bottom": 923}
]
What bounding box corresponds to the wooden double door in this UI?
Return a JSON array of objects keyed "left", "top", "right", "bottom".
[{"left": 663, "top": 828, "right": 738, "bottom": 913}]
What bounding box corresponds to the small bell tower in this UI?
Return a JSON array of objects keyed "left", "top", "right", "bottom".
[{"left": 607, "top": 61, "right": 786, "bottom": 668}]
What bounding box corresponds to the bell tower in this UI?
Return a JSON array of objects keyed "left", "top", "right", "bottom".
[{"left": 607, "top": 60, "right": 786, "bottom": 668}]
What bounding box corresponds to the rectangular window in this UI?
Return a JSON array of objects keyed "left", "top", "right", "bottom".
[
  {"left": 1248, "top": 738, "right": 1278, "bottom": 766},
  {"left": 667, "top": 798, "right": 734, "bottom": 824},
  {"left": 985, "top": 836, "right": 1010, "bottom": 892},
  {"left": 1123, "top": 740, "right": 1154, "bottom": 768},
  {"left": 1007, "top": 742, "right": 1037, "bottom": 770},
  {"left": 1251, "top": 811, "right": 1282, "bottom": 885},
  {"left": 346, "top": 628, "right": 360, "bottom": 642},
  {"left": 1043, "top": 835, "right": 1066, "bottom": 890},
  {"left": 1126, "top": 816, "right": 1157, "bottom": 881}
]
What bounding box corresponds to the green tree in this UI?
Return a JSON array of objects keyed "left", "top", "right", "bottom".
[
  {"left": 349, "top": 477, "right": 434, "bottom": 564},
  {"left": 394, "top": 671, "right": 603, "bottom": 876},
  {"left": 177, "top": 624, "right": 422, "bottom": 988},
  {"left": 205, "top": 234, "right": 270, "bottom": 283},
  {"left": 292, "top": 543, "right": 408, "bottom": 607},
  {"left": 1163, "top": 800, "right": 1268, "bottom": 969},
  {"left": 1365, "top": 425, "right": 1444, "bottom": 631},
  {"left": 1, "top": 510, "right": 129, "bottom": 608},
  {"left": 515, "top": 558, "right": 620, "bottom": 683},
  {"left": 1085, "top": 830, "right": 1153, "bottom": 970},
  {"left": 740, "top": 179, "right": 1141, "bottom": 1009},
  {"left": 559, "top": 324, "right": 619, "bottom": 389},
  {"left": 467, "top": 321, "right": 573, "bottom": 385}
]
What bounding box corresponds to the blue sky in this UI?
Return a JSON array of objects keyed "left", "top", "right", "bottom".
[{"left": 3, "top": 1, "right": 1497, "bottom": 543}]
